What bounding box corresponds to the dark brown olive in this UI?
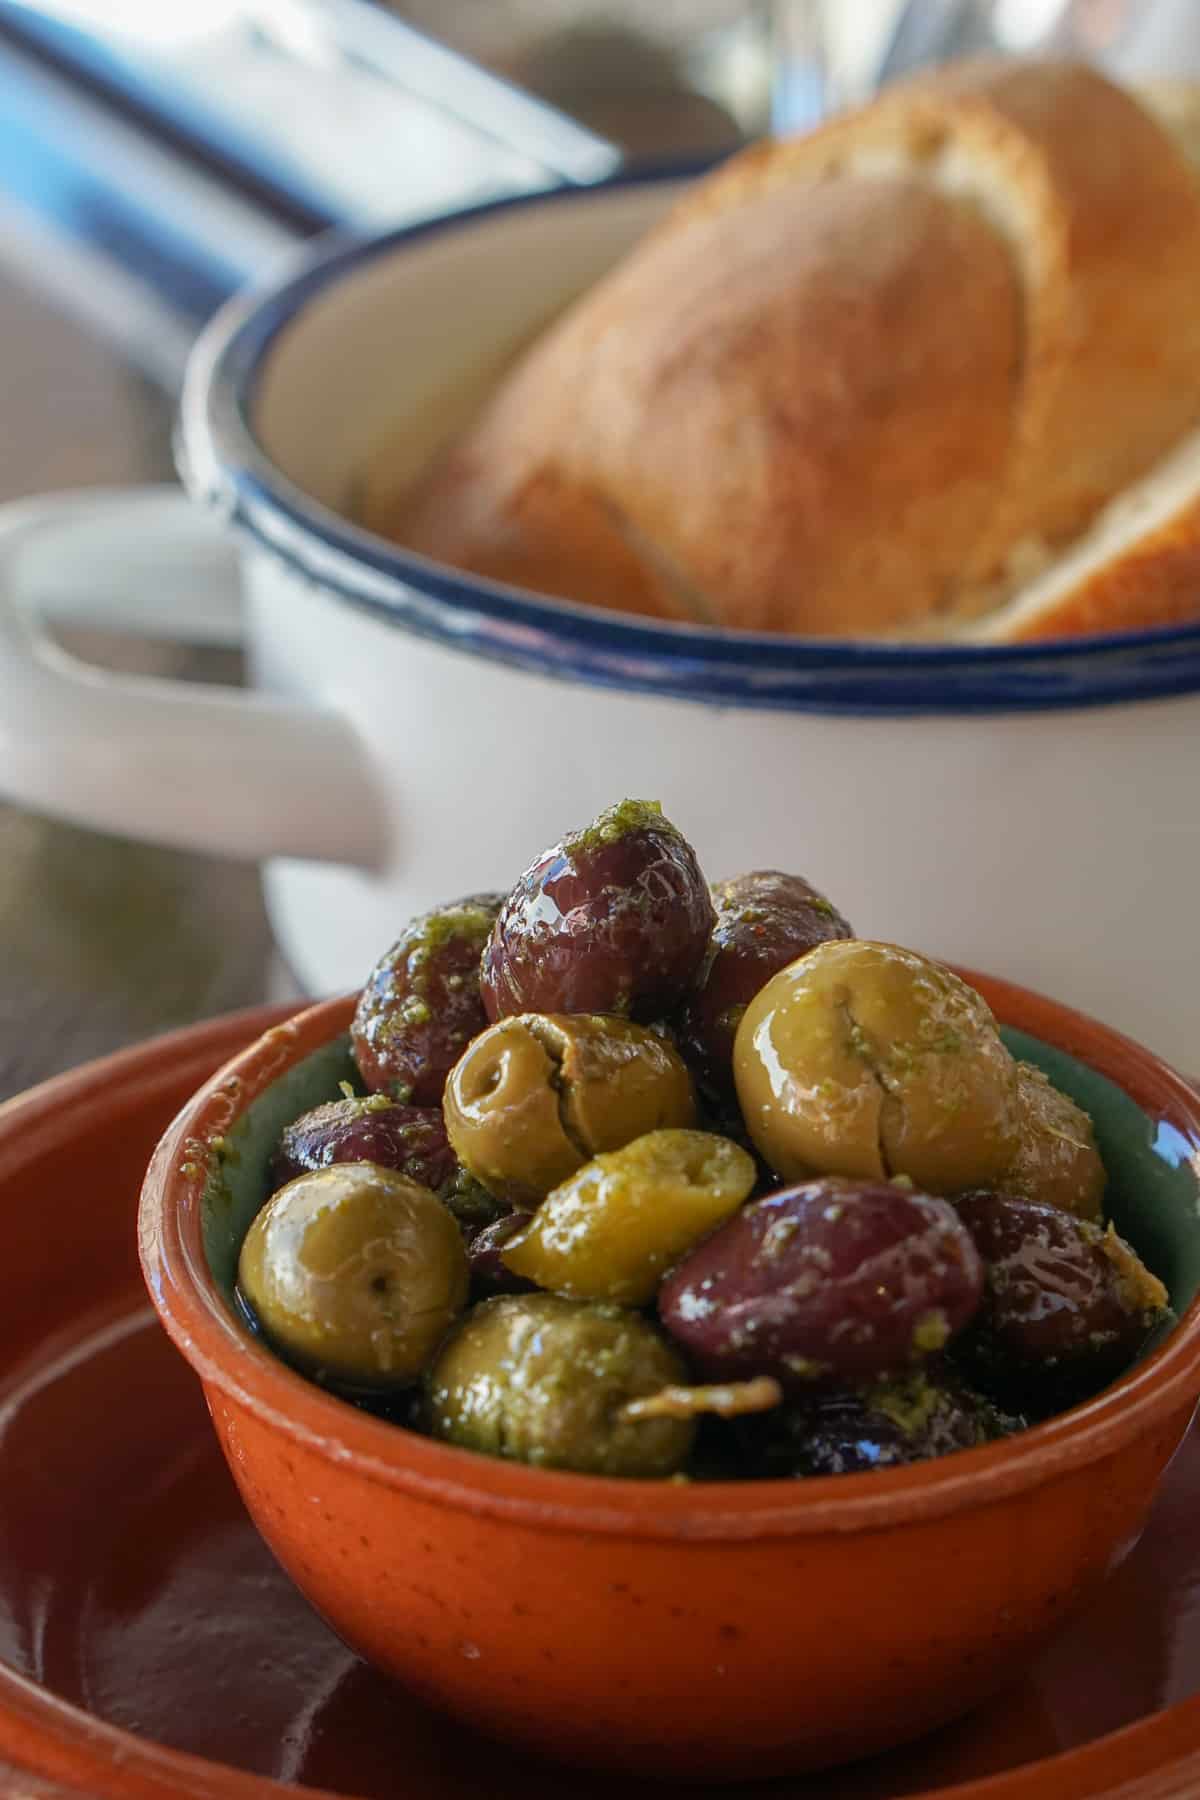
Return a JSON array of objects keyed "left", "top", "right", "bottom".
[
  {"left": 658, "top": 1177, "right": 984, "bottom": 1385},
  {"left": 734, "top": 1366, "right": 1023, "bottom": 1478},
  {"left": 480, "top": 799, "right": 714, "bottom": 1022},
  {"left": 677, "top": 871, "right": 853, "bottom": 1087},
  {"left": 352, "top": 893, "right": 502, "bottom": 1104},
  {"left": 467, "top": 1213, "right": 537, "bottom": 1297},
  {"left": 272, "top": 1095, "right": 455, "bottom": 1194},
  {"left": 952, "top": 1190, "right": 1170, "bottom": 1406}
]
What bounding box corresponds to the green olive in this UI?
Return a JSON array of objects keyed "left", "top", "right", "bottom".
[
  {"left": 502, "top": 1129, "right": 756, "bottom": 1305},
  {"left": 237, "top": 1163, "right": 468, "bottom": 1388},
  {"left": 443, "top": 1013, "right": 696, "bottom": 1206},
  {"left": 733, "top": 940, "right": 1020, "bottom": 1194},
  {"left": 426, "top": 1293, "right": 693, "bottom": 1476},
  {"left": 999, "top": 1062, "right": 1106, "bottom": 1221}
]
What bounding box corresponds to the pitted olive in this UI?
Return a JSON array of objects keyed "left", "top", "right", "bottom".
[
  {"left": 501, "top": 1128, "right": 756, "bottom": 1304},
  {"left": 443, "top": 1012, "right": 696, "bottom": 1206}
]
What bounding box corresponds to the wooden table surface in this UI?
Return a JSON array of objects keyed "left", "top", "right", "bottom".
[{"left": 0, "top": 268, "right": 282, "bottom": 1102}]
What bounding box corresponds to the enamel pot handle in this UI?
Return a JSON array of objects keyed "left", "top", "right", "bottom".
[{"left": 0, "top": 487, "right": 384, "bottom": 865}]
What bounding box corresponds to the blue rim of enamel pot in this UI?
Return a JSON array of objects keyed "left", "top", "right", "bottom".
[{"left": 180, "top": 168, "right": 1200, "bottom": 718}]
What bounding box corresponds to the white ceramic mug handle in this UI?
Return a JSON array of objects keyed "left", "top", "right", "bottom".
[{"left": 0, "top": 487, "right": 384, "bottom": 865}]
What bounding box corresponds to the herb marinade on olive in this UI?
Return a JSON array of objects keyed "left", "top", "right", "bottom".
[{"left": 232, "top": 799, "right": 1171, "bottom": 1482}]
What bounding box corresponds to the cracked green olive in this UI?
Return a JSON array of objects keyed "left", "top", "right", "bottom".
[
  {"left": 426, "top": 1293, "right": 693, "bottom": 1476},
  {"left": 733, "top": 940, "right": 1020, "bottom": 1194},
  {"left": 502, "top": 1128, "right": 756, "bottom": 1305},
  {"left": 237, "top": 1164, "right": 468, "bottom": 1389},
  {"left": 443, "top": 1013, "right": 697, "bottom": 1207},
  {"left": 999, "top": 1062, "right": 1106, "bottom": 1221}
]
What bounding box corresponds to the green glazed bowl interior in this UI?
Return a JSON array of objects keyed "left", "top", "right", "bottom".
[
  {"left": 202, "top": 1024, "right": 1200, "bottom": 1358},
  {"left": 202, "top": 1031, "right": 357, "bottom": 1302}
]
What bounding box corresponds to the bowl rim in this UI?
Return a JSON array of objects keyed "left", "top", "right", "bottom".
[
  {"left": 138, "top": 969, "right": 1200, "bottom": 1543},
  {"left": 177, "top": 171, "right": 1200, "bottom": 718}
]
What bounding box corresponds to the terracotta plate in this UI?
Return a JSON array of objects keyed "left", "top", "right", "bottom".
[{"left": 0, "top": 1007, "right": 1199, "bottom": 1800}]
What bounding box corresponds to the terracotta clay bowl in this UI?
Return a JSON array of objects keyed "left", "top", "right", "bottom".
[{"left": 138, "top": 974, "right": 1200, "bottom": 1784}]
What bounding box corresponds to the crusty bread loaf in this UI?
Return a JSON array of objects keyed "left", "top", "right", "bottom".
[
  {"left": 369, "top": 59, "right": 1200, "bottom": 642},
  {"left": 1139, "top": 80, "right": 1200, "bottom": 172}
]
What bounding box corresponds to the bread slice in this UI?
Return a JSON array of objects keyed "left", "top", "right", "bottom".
[
  {"left": 967, "top": 76, "right": 1200, "bottom": 644},
  {"left": 379, "top": 60, "right": 1200, "bottom": 642},
  {"left": 968, "top": 425, "right": 1200, "bottom": 642}
]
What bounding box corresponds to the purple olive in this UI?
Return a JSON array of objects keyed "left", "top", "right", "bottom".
[
  {"left": 272, "top": 1096, "right": 456, "bottom": 1194},
  {"left": 953, "top": 1190, "right": 1169, "bottom": 1403},
  {"left": 480, "top": 800, "right": 714, "bottom": 1022},
  {"left": 467, "top": 1214, "right": 538, "bottom": 1298},
  {"left": 658, "top": 1178, "right": 984, "bottom": 1385},
  {"left": 736, "top": 1366, "right": 1023, "bottom": 1477},
  {"left": 677, "top": 871, "right": 853, "bottom": 1087},
  {"left": 352, "top": 893, "right": 502, "bottom": 1104}
]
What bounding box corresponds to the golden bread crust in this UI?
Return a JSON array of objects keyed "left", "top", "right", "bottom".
[
  {"left": 976, "top": 488, "right": 1200, "bottom": 642},
  {"left": 378, "top": 59, "right": 1200, "bottom": 640}
]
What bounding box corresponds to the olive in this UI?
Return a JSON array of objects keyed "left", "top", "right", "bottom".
[
  {"left": 272, "top": 1095, "right": 456, "bottom": 1194},
  {"left": 438, "top": 1166, "right": 511, "bottom": 1237},
  {"left": 443, "top": 1012, "right": 697, "bottom": 1207},
  {"left": 677, "top": 871, "right": 853, "bottom": 1088},
  {"left": 952, "top": 1189, "right": 1169, "bottom": 1408},
  {"left": 735, "top": 1366, "right": 1023, "bottom": 1478},
  {"left": 501, "top": 1129, "right": 756, "bottom": 1305},
  {"left": 426, "top": 1293, "right": 693, "bottom": 1477},
  {"left": 658, "top": 1177, "right": 984, "bottom": 1385},
  {"left": 480, "top": 799, "right": 714, "bottom": 1022},
  {"left": 237, "top": 1164, "right": 468, "bottom": 1389},
  {"left": 352, "top": 1385, "right": 429, "bottom": 1433},
  {"left": 733, "top": 940, "right": 1020, "bottom": 1194},
  {"left": 999, "top": 1063, "right": 1106, "bottom": 1222},
  {"left": 467, "top": 1213, "right": 538, "bottom": 1297},
  {"left": 352, "top": 893, "right": 502, "bottom": 1104}
]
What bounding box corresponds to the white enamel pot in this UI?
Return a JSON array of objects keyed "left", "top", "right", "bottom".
[{"left": 1, "top": 174, "right": 1198, "bottom": 1068}]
